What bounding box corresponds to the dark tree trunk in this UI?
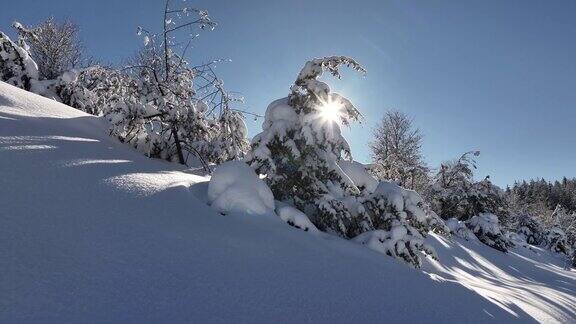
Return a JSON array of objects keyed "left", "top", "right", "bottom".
[{"left": 171, "top": 125, "right": 185, "bottom": 165}]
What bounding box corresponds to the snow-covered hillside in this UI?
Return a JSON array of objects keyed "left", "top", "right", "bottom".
[{"left": 1, "top": 81, "right": 575, "bottom": 323}]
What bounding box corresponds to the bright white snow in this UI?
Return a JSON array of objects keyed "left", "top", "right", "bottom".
[
  {"left": 1, "top": 81, "right": 575, "bottom": 323},
  {"left": 207, "top": 161, "right": 275, "bottom": 215}
]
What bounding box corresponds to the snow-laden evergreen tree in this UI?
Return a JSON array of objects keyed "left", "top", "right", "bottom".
[
  {"left": 370, "top": 110, "right": 429, "bottom": 191},
  {"left": 12, "top": 18, "right": 87, "bottom": 80},
  {"left": 445, "top": 218, "right": 477, "bottom": 241},
  {"left": 516, "top": 212, "right": 546, "bottom": 246},
  {"left": 340, "top": 160, "right": 445, "bottom": 267},
  {"left": 466, "top": 213, "right": 509, "bottom": 252},
  {"left": 545, "top": 225, "right": 571, "bottom": 256},
  {"left": 471, "top": 176, "right": 511, "bottom": 226},
  {"left": 0, "top": 31, "right": 38, "bottom": 90},
  {"left": 543, "top": 205, "right": 575, "bottom": 256},
  {"left": 247, "top": 56, "right": 447, "bottom": 266},
  {"left": 247, "top": 56, "right": 370, "bottom": 237},
  {"left": 357, "top": 181, "right": 446, "bottom": 266}
]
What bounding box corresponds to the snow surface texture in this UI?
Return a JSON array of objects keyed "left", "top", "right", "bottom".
[
  {"left": 207, "top": 161, "right": 275, "bottom": 216},
  {"left": 1, "top": 81, "right": 575, "bottom": 322}
]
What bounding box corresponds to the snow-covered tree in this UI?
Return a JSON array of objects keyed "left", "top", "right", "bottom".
[
  {"left": 0, "top": 31, "right": 38, "bottom": 90},
  {"left": 247, "top": 56, "right": 369, "bottom": 237},
  {"left": 545, "top": 225, "right": 571, "bottom": 256},
  {"left": 210, "top": 108, "right": 250, "bottom": 163},
  {"left": 426, "top": 151, "right": 508, "bottom": 224},
  {"left": 12, "top": 18, "right": 87, "bottom": 80},
  {"left": 516, "top": 212, "right": 546, "bottom": 246},
  {"left": 543, "top": 205, "right": 575, "bottom": 256},
  {"left": 247, "top": 56, "right": 447, "bottom": 266},
  {"left": 466, "top": 213, "right": 509, "bottom": 252},
  {"left": 370, "top": 110, "right": 429, "bottom": 191},
  {"left": 106, "top": 0, "right": 248, "bottom": 168},
  {"left": 470, "top": 176, "right": 511, "bottom": 225},
  {"left": 340, "top": 160, "right": 445, "bottom": 267},
  {"left": 426, "top": 151, "right": 478, "bottom": 219},
  {"left": 445, "top": 218, "right": 477, "bottom": 241}
]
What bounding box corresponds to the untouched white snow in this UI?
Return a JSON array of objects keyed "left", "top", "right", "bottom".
[{"left": 1, "top": 82, "right": 575, "bottom": 323}]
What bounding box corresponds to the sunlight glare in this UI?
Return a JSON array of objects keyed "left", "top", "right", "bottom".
[{"left": 317, "top": 98, "right": 343, "bottom": 123}]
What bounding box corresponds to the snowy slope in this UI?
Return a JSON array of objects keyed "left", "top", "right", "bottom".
[{"left": 0, "top": 81, "right": 575, "bottom": 323}]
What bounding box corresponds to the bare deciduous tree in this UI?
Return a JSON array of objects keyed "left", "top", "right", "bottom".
[
  {"left": 13, "top": 18, "right": 87, "bottom": 79},
  {"left": 370, "top": 110, "right": 428, "bottom": 190}
]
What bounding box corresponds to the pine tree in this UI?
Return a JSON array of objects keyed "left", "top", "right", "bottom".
[
  {"left": 247, "top": 56, "right": 369, "bottom": 237},
  {"left": 466, "top": 213, "right": 509, "bottom": 252},
  {"left": 516, "top": 212, "right": 546, "bottom": 246}
]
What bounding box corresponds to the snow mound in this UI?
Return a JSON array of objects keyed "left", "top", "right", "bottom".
[
  {"left": 275, "top": 202, "right": 319, "bottom": 233},
  {"left": 208, "top": 161, "right": 275, "bottom": 215}
]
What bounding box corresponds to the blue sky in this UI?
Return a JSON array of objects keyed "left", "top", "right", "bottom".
[{"left": 2, "top": 0, "right": 575, "bottom": 187}]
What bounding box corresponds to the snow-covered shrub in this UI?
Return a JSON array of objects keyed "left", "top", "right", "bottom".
[
  {"left": 0, "top": 31, "right": 38, "bottom": 90},
  {"left": 342, "top": 160, "right": 446, "bottom": 267},
  {"left": 516, "top": 213, "right": 546, "bottom": 246},
  {"left": 354, "top": 227, "right": 437, "bottom": 267},
  {"left": 247, "top": 56, "right": 369, "bottom": 237},
  {"left": 207, "top": 161, "right": 275, "bottom": 216},
  {"left": 426, "top": 151, "right": 509, "bottom": 223},
  {"left": 275, "top": 202, "right": 319, "bottom": 233},
  {"left": 466, "top": 213, "right": 509, "bottom": 252},
  {"left": 445, "top": 218, "right": 476, "bottom": 241},
  {"left": 544, "top": 226, "right": 572, "bottom": 256},
  {"left": 358, "top": 181, "right": 445, "bottom": 267},
  {"left": 57, "top": 66, "right": 133, "bottom": 116},
  {"left": 365, "top": 181, "right": 446, "bottom": 235}
]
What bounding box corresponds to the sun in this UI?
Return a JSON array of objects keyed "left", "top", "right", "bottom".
[{"left": 317, "top": 97, "right": 343, "bottom": 123}]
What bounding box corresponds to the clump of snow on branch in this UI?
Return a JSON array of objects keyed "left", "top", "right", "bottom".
[
  {"left": 354, "top": 227, "right": 438, "bottom": 267},
  {"left": 275, "top": 202, "right": 319, "bottom": 233},
  {"left": 208, "top": 161, "right": 275, "bottom": 216}
]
